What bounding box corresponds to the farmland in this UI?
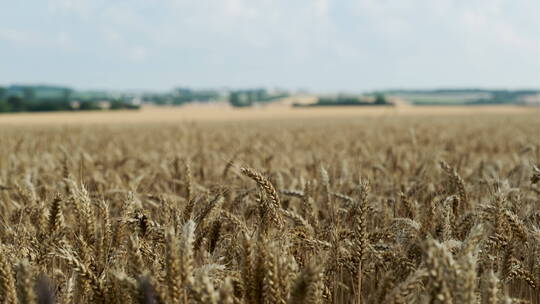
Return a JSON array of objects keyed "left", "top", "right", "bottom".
[
  {"left": 0, "top": 107, "right": 539, "bottom": 303},
  {"left": 0, "top": 104, "right": 535, "bottom": 125}
]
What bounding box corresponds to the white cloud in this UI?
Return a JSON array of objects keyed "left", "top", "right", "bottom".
[
  {"left": 314, "top": 0, "right": 330, "bottom": 17},
  {"left": 56, "top": 32, "right": 73, "bottom": 48},
  {"left": 458, "top": 6, "right": 537, "bottom": 53},
  {"left": 222, "top": 0, "right": 258, "bottom": 19},
  {"left": 129, "top": 46, "right": 148, "bottom": 62},
  {"left": 47, "top": 0, "right": 106, "bottom": 17},
  {"left": 102, "top": 27, "right": 122, "bottom": 43},
  {"left": 0, "top": 28, "right": 41, "bottom": 45},
  {"left": 1, "top": 0, "right": 538, "bottom": 89},
  {"left": 0, "top": 26, "right": 77, "bottom": 53}
]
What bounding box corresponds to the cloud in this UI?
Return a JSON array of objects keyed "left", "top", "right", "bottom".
[
  {"left": 1, "top": 0, "right": 538, "bottom": 89},
  {"left": 0, "top": 27, "right": 75, "bottom": 52},
  {"left": 46, "top": 0, "right": 106, "bottom": 17},
  {"left": 0, "top": 28, "right": 41, "bottom": 45},
  {"left": 222, "top": 0, "right": 258, "bottom": 19},
  {"left": 102, "top": 27, "right": 121, "bottom": 43},
  {"left": 458, "top": 6, "right": 537, "bottom": 53},
  {"left": 56, "top": 32, "right": 73, "bottom": 48},
  {"left": 129, "top": 46, "right": 148, "bottom": 62},
  {"left": 314, "top": 0, "right": 330, "bottom": 17}
]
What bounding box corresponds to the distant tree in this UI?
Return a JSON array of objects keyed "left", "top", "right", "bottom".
[
  {"left": 62, "top": 88, "right": 73, "bottom": 103},
  {"left": 374, "top": 94, "right": 387, "bottom": 105},
  {"left": 0, "top": 87, "right": 7, "bottom": 112},
  {"left": 27, "top": 100, "right": 71, "bottom": 112},
  {"left": 124, "top": 103, "right": 140, "bottom": 110},
  {"left": 0, "top": 100, "right": 9, "bottom": 112},
  {"left": 247, "top": 92, "right": 254, "bottom": 104},
  {"left": 22, "top": 87, "right": 35, "bottom": 103},
  {"left": 317, "top": 97, "right": 333, "bottom": 105},
  {"left": 146, "top": 95, "right": 170, "bottom": 105},
  {"left": 172, "top": 97, "right": 185, "bottom": 105},
  {"left": 79, "top": 101, "right": 100, "bottom": 111},
  {"left": 229, "top": 92, "right": 240, "bottom": 107},
  {"left": 229, "top": 92, "right": 252, "bottom": 107},
  {"left": 110, "top": 100, "right": 123, "bottom": 110},
  {"left": 7, "top": 96, "right": 26, "bottom": 112},
  {"left": 109, "top": 100, "right": 140, "bottom": 110}
]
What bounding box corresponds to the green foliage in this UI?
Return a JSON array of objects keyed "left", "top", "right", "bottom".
[
  {"left": 79, "top": 101, "right": 100, "bottom": 111},
  {"left": 110, "top": 100, "right": 141, "bottom": 110},
  {"left": 4, "top": 95, "right": 73, "bottom": 112},
  {"left": 7, "top": 96, "right": 26, "bottom": 112},
  {"left": 0, "top": 100, "right": 8, "bottom": 112},
  {"left": 384, "top": 89, "right": 539, "bottom": 105},
  {"left": 228, "top": 89, "right": 288, "bottom": 107},
  {"left": 311, "top": 94, "right": 390, "bottom": 107},
  {"left": 143, "top": 94, "right": 170, "bottom": 105},
  {"left": 1, "top": 86, "right": 74, "bottom": 112},
  {"left": 0, "top": 85, "right": 140, "bottom": 113},
  {"left": 467, "top": 91, "right": 530, "bottom": 105},
  {"left": 317, "top": 96, "right": 366, "bottom": 105},
  {"left": 0, "top": 95, "right": 9, "bottom": 112},
  {"left": 109, "top": 100, "right": 124, "bottom": 110},
  {"left": 28, "top": 100, "right": 72, "bottom": 112},
  {"left": 174, "top": 88, "right": 219, "bottom": 104},
  {"left": 229, "top": 91, "right": 252, "bottom": 107},
  {"left": 0, "top": 87, "right": 7, "bottom": 112},
  {"left": 374, "top": 94, "right": 387, "bottom": 105}
]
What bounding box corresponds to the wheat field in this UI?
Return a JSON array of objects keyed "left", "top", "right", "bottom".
[
  {"left": 0, "top": 112, "right": 539, "bottom": 303},
  {"left": 0, "top": 105, "right": 534, "bottom": 125}
]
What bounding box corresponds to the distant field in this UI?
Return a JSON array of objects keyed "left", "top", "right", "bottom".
[
  {"left": 0, "top": 104, "right": 536, "bottom": 125},
  {"left": 390, "top": 92, "right": 493, "bottom": 105}
]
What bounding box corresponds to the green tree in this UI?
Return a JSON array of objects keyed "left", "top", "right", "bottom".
[
  {"left": 229, "top": 91, "right": 252, "bottom": 107},
  {"left": 109, "top": 100, "right": 124, "bottom": 110},
  {"left": 28, "top": 101, "right": 65, "bottom": 112},
  {"left": 22, "top": 87, "right": 35, "bottom": 103},
  {"left": 0, "top": 100, "right": 9, "bottom": 112},
  {"left": 62, "top": 88, "right": 73, "bottom": 103},
  {"left": 374, "top": 94, "right": 387, "bottom": 105},
  {"left": 79, "top": 101, "right": 100, "bottom": 110},
  {"left": 0, "top": 87, "right": 7, "bottom": 112},
  {"left": 7, "top": 96, "right": 26, "bottom": 112}
]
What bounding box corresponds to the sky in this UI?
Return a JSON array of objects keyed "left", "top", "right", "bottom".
[{"left": 1, "top": 0, "right": 539, "bottom": 92}]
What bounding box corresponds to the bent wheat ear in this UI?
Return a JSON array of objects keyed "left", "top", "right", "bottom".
[{"left": 241, "top": 167, "right": 284, "bottom": 229}]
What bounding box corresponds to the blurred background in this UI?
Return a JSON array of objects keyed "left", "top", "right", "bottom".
[{"left": 0, "top": 0, "right": 539, "bottom": 113}]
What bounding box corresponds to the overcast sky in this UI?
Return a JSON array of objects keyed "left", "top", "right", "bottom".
[{"left": 1, "top": 0, "right": 539, "bottom": 92}]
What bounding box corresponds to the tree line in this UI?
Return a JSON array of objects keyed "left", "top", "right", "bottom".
[{"left": 0, "top": 86, "right": 139, "bottom": 113}]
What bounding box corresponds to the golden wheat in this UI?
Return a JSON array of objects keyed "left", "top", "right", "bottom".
[{"left": 0, "top": 114, "right": 538, "bottom": 303}]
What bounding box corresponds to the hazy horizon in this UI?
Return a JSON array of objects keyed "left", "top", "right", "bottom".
[
  {"left": 1, "top": 83, "right": 540, "bottom": 95},
  {"left": 1, "top": 0, "right": 539, "bottom": 92}
]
